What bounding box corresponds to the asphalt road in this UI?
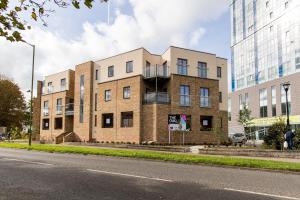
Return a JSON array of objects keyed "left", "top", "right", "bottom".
[{"left": 0, "top": 148, "right": 300, "bottom": 200}]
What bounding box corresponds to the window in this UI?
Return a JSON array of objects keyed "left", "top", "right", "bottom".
[
  {"left": 43, "top": 101, "right": 49, "bottom": 116},
  {"left": 200, "top": 116, "right": 213, "bottom": 131},
  {"left": 126, "top": 61, "right": 133, "bottom": 73},
  {"left": 79, "top": 75, "right": 84, "bottom": 123},
  {"left": 270, "top": 25, "right": 273, "bottom": 32},
  {"left": 105, "top": 90, "right": 111, "bottom": 101},
  {"left": 95, "top": 93, "right": 98, "bottom": 111},
  {"left": 60, "top": 78, "right": 66, "bottom": 91},
  {"left": 94, "top": 115, "right": 97, "bottom": 127},
  {"left": 123, "top": 86, "right": 130, "bottom": 99},
  {"left": 180, "top": 85, "right": 190, "bottom": 106},
  {"left": 239, "top": 94, "right": 243, "bottom": 110},
  {"left": 228, "top": 97, "right": 232, "bottom": 121},
  {"left": 217, "top": 66, "right": 222, "bottom": 78},
  {"left": 121, "top": 112, "right": 133, "bottom": 127},
  {"left": 245, "top": 93, "right": 249, "bottom": 107},
  {"left": 56, "top": 98, "right": 62, "bottom": 115},
  {"left": 108, "top": 66, "right": 114, "bottom": 77},
  {"left": 281, "top": 85, "right": 291, "bottom": 115},
  {"left": 271, "top": 86, "right": 276, "bottom": 116},
  {"left": 102, "top": 113, "right": 113, "bottom": 128},
  {"left": 42, "top": 119, "right": 49, "bottom": 130},
  {"left": 269, "top": 12, "right": 273, "bottom": 19},
  {"left": 95, "top": 69, "right": 99, "bottom": 80},
  {"left": 266, "top": 1, "right": 269, "bottom": 8},
  {"left": 219, "top": 92, "right": 222, "bottom": 103},
  {"left": 285, "top": 1, "right": 289, "bottom": 9},
  {"left": 177, "top": 58, "right": 188, "bottom": 75},
  {"left": 145, "top": 61, "right": 151, "bottom": 77},
  {"left": 54, "top": 118, "right": 63, "bottom": 129},
  {"left": 198, "top": 62, "right": 207, "bottom": 78},
  {"left": 48, "top": 82, "right": 53, "bottom": 93},
  {"left": 200, "top": 88, "right": 210, "bottom": 107},
  {"left": 259, "top": 88, "right": 268, "bottom": 118}
]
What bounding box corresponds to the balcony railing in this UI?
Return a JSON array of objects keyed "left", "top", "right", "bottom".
[
  {"left": 65, "top": 103, "right": 74, "bottom": 116},
  {"left": 144, "top": 65, "right": 170, "bottom": 78},
  {"left": 200, "top": 96, "right": 212, "bottom": 108},
  {"left": 43, "top": 108, "right": 49, "bottom": 116},
  {"left": 144, "top": 92, "right": 170, "bottom": 104},
  {"left": 56, "top": 105, "right": 63, "bottom": 115}
]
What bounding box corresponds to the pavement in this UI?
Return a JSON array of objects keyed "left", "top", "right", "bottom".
[{"left": 0, "top": 148, "right": 300, "bottom": 200}]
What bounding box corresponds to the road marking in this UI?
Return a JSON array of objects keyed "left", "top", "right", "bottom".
[
  {"left": 224, "top": 188, "right": 300, "bottom": 200},
  {"left": 1, "top": 158, "right": 54, "bottom": 166},
  {"left": 86, "top": 169, "right": 174, "bottom": 183}
]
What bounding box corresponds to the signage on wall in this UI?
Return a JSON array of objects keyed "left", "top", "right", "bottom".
[{"left": 168, "top": 114, "right": 191, "bottom": 132}]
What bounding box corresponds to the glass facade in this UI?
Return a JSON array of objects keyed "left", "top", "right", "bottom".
[
  {"left": 79, "top": 75, "right": 84, "bottom": 123},
  {"left": 231, "top": 0, "right": 300, "bottom": 91}
]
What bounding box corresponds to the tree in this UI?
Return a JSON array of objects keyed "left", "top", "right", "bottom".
[
  {"left": 263, "top": 118, "right": 287, "bottom": 150},
  {"left": 0, "top": 78, "right": 26, "bottom": 132},
  {"left": 238, "top": 104, "right": 254, "bottom": 136},
  {"left": 0, "top": 0, "right": 108, "bottom": 42}
]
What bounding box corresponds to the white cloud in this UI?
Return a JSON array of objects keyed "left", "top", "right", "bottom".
[{"left": 0, "top": 0, "right": 228, "bottom": 99}]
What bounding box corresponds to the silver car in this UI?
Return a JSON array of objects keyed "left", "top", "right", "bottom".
[{"left": 230, "top": 133, "right": 247, "bottom": 145}]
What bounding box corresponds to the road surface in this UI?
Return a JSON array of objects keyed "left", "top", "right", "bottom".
[{"left": 0, "top": 148, "right": 299, "bottom": 200}]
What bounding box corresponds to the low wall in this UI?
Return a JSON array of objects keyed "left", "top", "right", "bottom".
[{"left": 197, "top": 148, "right": 300, "bottom": 159}]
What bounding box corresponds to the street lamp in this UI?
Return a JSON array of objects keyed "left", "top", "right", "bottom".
[
  {"left": 23, "top": 41, "right": 35, "bottom": 146},
  {"left": 282, "top": 82, "right": 291, "bottom": 129}
]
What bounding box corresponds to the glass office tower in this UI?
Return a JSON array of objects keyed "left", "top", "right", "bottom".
[
  {"left": 229, "top": 0, "right": 300, "bottom": 135},
  {"left": 231, "top": 0, "right": 300, "bottom": 92}
]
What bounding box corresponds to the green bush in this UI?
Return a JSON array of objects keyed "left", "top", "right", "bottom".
[{"left": 263, "top": 118, "right": 287, "bottom": 150}]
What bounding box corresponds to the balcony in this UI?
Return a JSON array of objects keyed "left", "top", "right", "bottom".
[
  {"left": 144, "top": 92, "right": 170, "bottom": 104},
  {"left": 43, "top": 108, "right": 49, "bottom": 117},
  {"left": 65, "top": 103, "right": 74, "bottom": 116},
  {"left": 56, "top": 105, "right": 63, "bottom": 115},
  {"left": 144, "top": 65, "right": 170, "bottom": 79},
  {"left": 200, "top": 97, "right": 212, "bottom": 108}
]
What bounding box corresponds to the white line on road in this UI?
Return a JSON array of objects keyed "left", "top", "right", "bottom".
[
  {"left": 1, "top": 158, "right": 54, "bottom": 166},
  {"left": 86, "top": 169, "right": 174, "bottom": 183},
  {"left": 224, "top": 188, "right": 300, "bottom": 200}
]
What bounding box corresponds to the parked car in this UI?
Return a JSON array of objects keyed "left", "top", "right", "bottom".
[{"left": 230, "top": 133, "right": 247, "bottom": 145}]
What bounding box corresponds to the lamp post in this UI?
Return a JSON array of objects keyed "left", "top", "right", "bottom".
[
  {"left": 24, "top": 41, "right": 35, "bottom": 146},
  {"left": 282, "top": 82, "right": 291, "bottom": 129}
]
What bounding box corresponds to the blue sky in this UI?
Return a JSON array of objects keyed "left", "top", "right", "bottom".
[{"left": 0, "top": 0, "right": 230, "bottom": 97}]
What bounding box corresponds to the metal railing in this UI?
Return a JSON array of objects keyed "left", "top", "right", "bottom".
[
  {"left": 144, "top": 92, "right": 170, "bottom": 104},
  {"left": 200, "top": 96, "right": 212, "bottom": 108},
  {"left": 65, "top": 103, "right": 74, "bottom": 116},
  {"left": 144, "top": 65, "right": 170, "bottom": 78}
]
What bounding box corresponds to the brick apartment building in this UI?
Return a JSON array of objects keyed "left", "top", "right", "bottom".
[{"left": 33, "top": 46, "right": 228, "bottom": 144}]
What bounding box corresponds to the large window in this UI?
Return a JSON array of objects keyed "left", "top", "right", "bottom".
[
  {"left": 200, "top": 88, "right": 209, "bottom": 107},
  {"left": 79, "top": 75, "right": 84, "bottom": 123},
  {"left": 56, "top": 98, "right": 62, "bottom": 115},
  {"left": 281, "top": 85, "right": 291, "bottom": 115},
  {"left": 245, "top": 93, "right": 249, "bottom": 107},
  {"left": 54, "top": 117, "right": 63, "bottom": 129},
  {"left": 42, "top": 119, "right": 49, "bottom": 130},
  {"left": 47, "top": 82, "right": 53, "bottom": 93},
  {"left": 217, "top": 66, "right": 222, "bottom": 78},
  {"left": 60, "top": 78, "right": 66, "bottom": 91},
  {"left": 108, "top": 66, "right": 114, "bottom": 77},
  {"left": 200, "top": 116, "right": 213, "bottom": 131},
  {"left": 259, "top": 88, "right": 268, "bottom": 118},
  {"left": 123, "top": 86, "right": 130, "bottom": 99},
  {"left": 271, "top": 86, "right": 276, "bottom": 116},
  {"left": 126, "top": 61, "right": 133, "bottom": 73},
  {"left": 121, "top": 112, "right": 133, "bottom": 127},
  {"left": 180, "top": 85, "right": 190, "bottom": 106},
  {"left": 177, "top": 58, "right": 188, "bottom": 75},
  {"left": 105, "top": 90, "right": 111, "bottom": 101},
  {"left": 102, "top": 113, "right": 113, "bottom": 128},
  {"left": 228, "top": 97, "right": 232, "bottom": 121},
  {"left": 43, "top": 101, "right": 49, "bottom": 116},
  {"left": 198, "top": 62, "right": 207, "bottom": 78}
]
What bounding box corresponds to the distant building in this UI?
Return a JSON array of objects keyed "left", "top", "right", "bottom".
[
  {"left": 34, "top": 46, "right": 228, "bottom": 144},
  {"left": 229, "top": 0, "right": 300, "bottom": 136}
]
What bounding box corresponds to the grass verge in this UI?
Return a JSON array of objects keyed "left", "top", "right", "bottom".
[{"left": 0, "top": 142, "right": 300, "bottom": 172}]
